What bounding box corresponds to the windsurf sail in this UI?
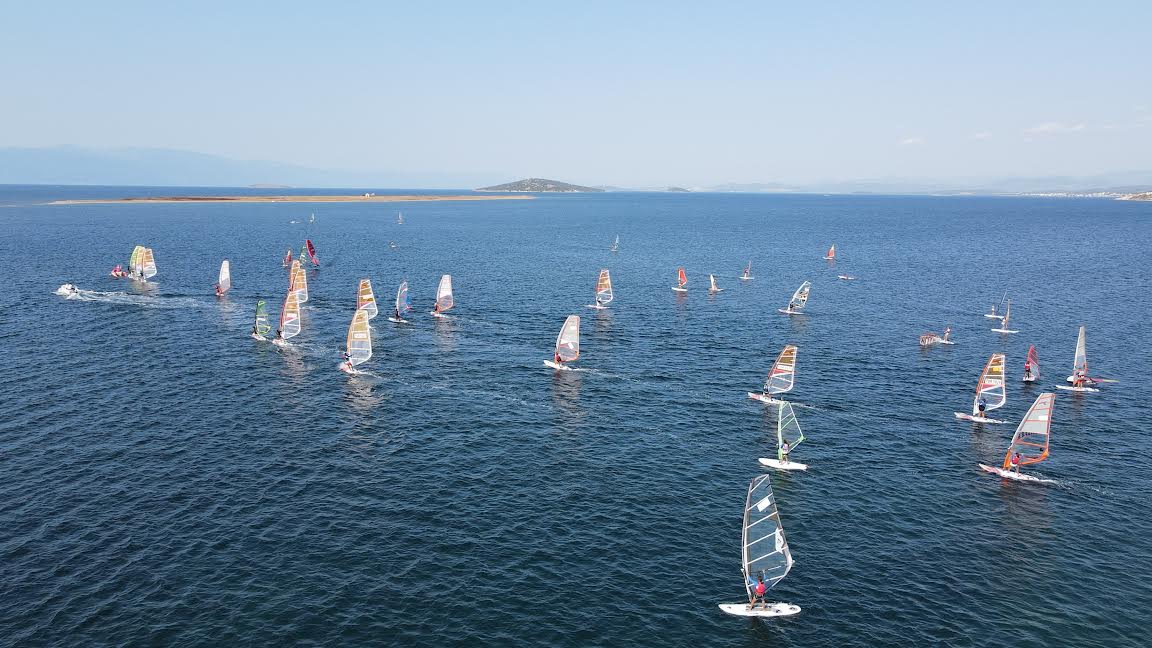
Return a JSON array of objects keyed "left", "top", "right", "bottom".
[
  {"left": 396, "top": 280, "right": 411, "bottom": 315},
  {"left": 309, "top": 212, "right": 315, "bottom": 224},
  {"left": 610, "top": 235, "right": 619, "bottom": 252},
  {"left": 283, "top": 248, "right": 293, "bottom": 267},
  {"left": 141, "top": 248, "right": 157, "bottom": 279},
  {"left": 742, "top": 260, "right": 752, "bottom": 279},
  {"left": 1072, "top": 325, "right": 1087, "bottom": 376},
  {"left": 279, "top": 291, "right": 301, "bottom": 340},
  {"left": 1026, "top": 345, "right": 1040, "bottom": 380},
  {"left": 217, "top": 260, "right": 231, "bottom": 294},
  {"left": 676, "top": 266, "right": 687, "bottom": 289},
  {"left": 305, "top": 239, "right": 319, "bottom": 266},
  {"left": 1001, "top": 392, "right": 1054, "bottom": 469},
  {"left": 972, "top": 353, "right": 1007, "bottom": 416},
  {"left": 254, "top": 300, "right": 272, "bottom": 337},
  {"left": 784, "top": 281, "right": 811, "bottom": 312},
  {"left": 710, "top": 274, "right": 720, "bottom": 292},
  {"left": 553, "top": 315, "right": 580, "bottom": 363},
  {"left": 777, "top": 402, "right": 805, "bottom": 461},
  {"left": 357, "top": 279, "right": 378, "bottom": 320},
  {"left": 740, "top": 474, "right": 794, "bottom": 601},
  {"left": 129, "top": 245, "right": 144, "bottom": 274},
  {"left": 1000, "top": 299, "right": 1012, "bottom": 328},
  {"left": 595, "top": 269, "right": 613, "bottom": 306},
  {"left": 397, "top": 211, "right": 404, "bottom": 224},
  {"left": 289, "top": 260, "right": 308, "bottom": 303},
  {"left": 763, "top": 345, "right": 798, "bottom": 395},
  {"left": 434, "top": 275, "right": 454, "bottom": 313},
  {"left": 824, "top": 244, "right": 836, "bottom": 260},
  {"left": 346, "top": 309, "right": 372, "bottom": 368}
]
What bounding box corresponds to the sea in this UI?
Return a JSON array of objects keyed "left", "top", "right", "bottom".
[{"left": 1, "top": 185, "right": 1150, "bottom": 647}]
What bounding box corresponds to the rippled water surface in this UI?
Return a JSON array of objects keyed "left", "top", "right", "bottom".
[{"left": 2, "top": 186, "right": 1151, "bottom": 647}]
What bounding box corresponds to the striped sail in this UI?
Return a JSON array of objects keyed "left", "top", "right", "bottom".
[
  {"left": 290, "top": 260, "right": 308, "bottom": 303},
  {"left": 357, "top": 279, "right": 378, "bottom": 320},
  {"left": 280, "top": 291, "right": 301, "bottom": 340},
  {"left": 764, "top": 345, "right": 798, "bottom": 395},
  {"left": 346, "top": 309, "right": 372, "bottom": 367},
  {"left": 972, "top": 353, "right": 1007, "bottom": 416},
  {"left": 595, "top": 269, "right": 613, "bottom": 305},
  {"left": 741, "top": 475, "right": 794, "bottom": 600},
  {"left": 141, "top": 248, "right": 157, "bottom": 279},
  {"left": 1002, "top": 393, "right": 1054, "bottom": 469}
]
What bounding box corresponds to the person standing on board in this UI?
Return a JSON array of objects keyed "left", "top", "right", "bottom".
[
  {"left": 750, "top": 574, "right": 768, "bottom": 609},
  {"left": 977, "top": 397, "right": 988, "bottom": 418},
  {"left": 1023, "top": 360, "right": 1033, "bottom": 381},
  {"left": 779, "top": 441, "right": 791, "bottom": 464},
  {"left": 1072, "top": 370, "right": 1088, "bottom": 388},
  {"left": 1009, "top": 452, "right": 1023, "bottom": 473}
]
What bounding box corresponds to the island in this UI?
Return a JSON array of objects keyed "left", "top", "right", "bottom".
[
  {"left": 476, "top": 178, "right": 604, "bottom": 193},
  {"left": 48, "top": 194, "right": 534, "bottom": 205},
  {"left": 1118, "top": 192, "right": 1152, "bottom": 201},
  {"left": 667, "top": 186, "right": 690, "bottom": 192}
]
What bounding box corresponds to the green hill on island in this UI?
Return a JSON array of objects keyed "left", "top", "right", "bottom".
[{"left": 476, "top": 178, "right": 603, "bottom": 192}]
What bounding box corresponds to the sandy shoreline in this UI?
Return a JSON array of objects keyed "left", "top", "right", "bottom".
[{"left": 48, "top": 194, "right": 535, "bottom": 205}]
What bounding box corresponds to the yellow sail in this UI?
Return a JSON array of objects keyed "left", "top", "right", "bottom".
[
  {"left": 357, "top": 279, "right": 378, "bottom": 320},
  {"left": 346, "top": 309, "right": 373, "bottom": 367}
]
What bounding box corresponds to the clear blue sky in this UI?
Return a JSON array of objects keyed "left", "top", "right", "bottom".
[{"left": 2, "top": 1, "right": 1150, "bottom": 186}]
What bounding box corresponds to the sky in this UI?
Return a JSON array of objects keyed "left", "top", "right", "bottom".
[{"left": 2, "top": 1, "right": 1150, "bottom": 187}]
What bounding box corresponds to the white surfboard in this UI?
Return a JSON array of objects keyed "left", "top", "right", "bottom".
[
  {"left": 758, "top": 458, "right": 808, "bottom": 471},
  {"left": 979, "top": 463, "right": 1055, "bottom": 484},
  {"left": 748, "top": 392, "right": 784, "bottom": 405},
  {"left": 954, "top": 412, "right": 1007, "bottom": 424},
  {"left": 543, "top": 360, "right": 573, "bottom": 371},
  {"left": 388, "top": 316, "right": 409, "bottom": 324},
  {"left": 251, "top": 333, "right": 267, "bottom": 342},
  {"left": 991, "top": 327, "right": 1018, "bottom": 334},
  {"left": 777, "top": 308, "right": 801, "bottom": 315},
  {"left": 1055, "top": 385, "right": 1099, "bottom": 392},
  {"left": 672, "top": 286, "right": 687, "bottom": 293},
  {"left": 719, "top": 603, "right": 801, "bottom": 617}
]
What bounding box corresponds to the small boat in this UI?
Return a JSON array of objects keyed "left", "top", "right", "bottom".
[
  {"left": 431, "top": 274, "right": 454, "bottom": 317},
  {"left": 672, "top": 266, "right": 688, "bottom": 292},
  {"left": 305, "top": 239, "right": 319, "bottom": 266},
  {"left": 610, "top": 235, "right": 619, "bottom": 253},
  {"left": 289, "top": 260, "right": 308, "bottom": 304},
  {"left": 273, "top": 290, "right": 302, "bottom": 347},
  {"left": 717, "top": 475, "right": 800, "bottom": 618},
  {"left": 740, "top": 260, "right": 753, "bottom": 281},
  {"left": 748, "top": 345, "right": 797, "bottom": 404},
  {"left": 544, "top": 315, "right": 581, "bottom": 371},
  {"left": 990, "top": 299, "right": 1018, "bottom": 333},
  {"left": 1023, "top": 345, "right": 1040, "bottom": 382},
  {"left": 340, "top": 309, "right": 373, "bottom": 374},
  {"left": 1058, "top": 325, "right": 1100, "bottom": 391},
  {"left": 215, "top": 260, "right": 231, "bottom": 297},
  {"left": 955, "top": 353, "right": 1008, "bottom": 423},
  {"left": 919, "top": 326, "right": 954, "bottom": 347},
  {"left": 388, "top": 241, "right": 398, "bottom": 249},
  {"left": 251, "top": 300, "right": 272, "bottom": 341},
  {"left": 586, "top": 269, "right": 613, "bottom": 309},
  {"left": 823, "top": 244, "right": 836, "bottom": 261},
  {"left": 109, "top": 264, "right": 127, "bottom": 278},
  {"left": 283, "top": 248, "right": 293, "bottom": 267},
  {"left": 708, "top": 274, "right": 724, "bottom": 294},
  {"left": 357, "top": 278, "right": 378, "bottom": 321},
  {"left": 778, "top": 281, "right": 811, "bottom": 315},
  {"left": 758, "top": 401, "right": 808, "bottom": 471},
  {"left": 979, "top": 393, "right": 1056, "bottom": 484},
  {"left": 390, "top": 280, "right": 412, "bottom": 323}
]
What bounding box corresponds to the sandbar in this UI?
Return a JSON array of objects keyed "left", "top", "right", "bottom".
[{"left": 49, "top": 194, "right": 535, "bottom": 205}]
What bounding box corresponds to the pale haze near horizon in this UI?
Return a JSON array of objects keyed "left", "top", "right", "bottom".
[{"left": 2, "top": 1, "right": 1150, "bottom": 188}]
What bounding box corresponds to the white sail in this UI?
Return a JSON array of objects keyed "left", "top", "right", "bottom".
[
  {"left": 1070, "top": 325, "right": 1087, "bottom": 380},
  {"left": 781, "top": 281, "right": 811, "bottom": 313},
  {"left": 141, "top": 248, "right": 157, "bottom": 279},
  {"left": 346, "top": 309, "right": 372, "bottom": 367},
  {"left": 709, "top": 274, "right": 722, "bottom": 293},
  {"left": 554, "top": 315, "right": 580, "bottom": 363},
  {"left": 433, "top": 274, "right": 454, "bottom": 313},
  {"left": 741, "top": 475, "right": 794, "bottom": 598},
  {"left": 217, "top": 260, "right": 231, "bottom": 294}
]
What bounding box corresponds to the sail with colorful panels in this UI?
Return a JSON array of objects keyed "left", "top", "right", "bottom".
[
  {"left": 432, "top": 274, "right": 454, "bottom": 316},
  {"left": 252, "top": 300, "right": 272, "bottom": 339},
  {"left": 342, "top": 309, "right": 372, "bottom": 372},
  {"left": 672, "top": 266, "right": 688, "bottom": 292},
  {"left": 283, "top": 248, "right": 293, "bottom": 267},
  {"left": 589, "top": 269, "right": 613, "bottom": 308},
  {"left": 955, "top": 353, "right": 1007, "bottom": 422},
  {"left": 305, "top": 239, "right": 319, "bottom": 266},
  {"left": 741, "top": 260, "right": 753, "bottom": 280},
  {"left": 390, "top": 280, "right": 412, "bottom": 322},
  {"left": 779, "top": 281, "right": 811, "bottom": 314},
  {"left": 289, "top": 260, "right": 308, "bottom": 303},
  {"left": 717, "top": 474, "right": 799, "bottom": 617},
  {"left": 749, "top": 345, "right": 798, "bottom": 404},
  {"left": 216, "top": 260, "right": 231, "bottom": 296},
  {"left": 279, "top": 291, "right": 302, "bottom": 342},
  {"left": 823, "top": 244, "right": 836, "bottom": 260},
  {"left": 545, "top": 315, "right": 581, "bottom": 370},
  {"left": 979, "top": 392, "right": 1056, "bottom": 483},
  {"left": 1024, "top": 345, "right": 1040, "bottom": 382},
  {"left": 357, "top": 279, "right": 378, "bottom": 320},
  {"left": 129, "top": 245, "right": 144, "bottom": 275},
  {"left": 141, "top": 248, "right": 157, "bottom": 279}
]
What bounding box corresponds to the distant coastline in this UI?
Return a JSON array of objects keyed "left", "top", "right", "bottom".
[{"left": 48, "top": 194, "right": 535, "bottom": 205}]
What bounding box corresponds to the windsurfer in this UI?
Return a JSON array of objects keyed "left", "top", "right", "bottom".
[
  {"left": 1023, "top": 361, "right": 1032, "bottom": 380},
  {"left": 779, "top": 441, "right": 790, "bottom": 464},
  {"left": 750, "top": 574, "right": 768, "bottom": 609},
  {"left": 977, "top": 397, "right": 988, "bottom": 418},
  {"left": 1009, "top": 452, "right": 1022, "bottom": 473},
  {"left": 1072, "top": 370, "right": 1086, "bottom": 388}
]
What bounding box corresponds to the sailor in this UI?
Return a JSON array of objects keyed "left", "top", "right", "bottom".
[
  {"left": 1009, "top": 452, "right": 1023, "bottom": 473},
  {"left": 1072, "top": 370, "right": 1087, "bottom": 388},
  {"left": 342, "top": 351, "right": 354, "bottom": 372},
  {"left": 751, "top": 574, "right": 768, "bottom": 609},
  {"left": 977, "top": 397, "right": 988, "bottom": 418},
  {"left": 1023, "top": 361, "right": 1032, "bottom": 380},
  {"left": 779, "top": 441, "right": 791, "bottom": 464}
]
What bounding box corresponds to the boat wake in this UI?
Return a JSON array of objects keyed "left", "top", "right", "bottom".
[{"left": 55, "top": 285, "right": 205, "bottom": 309}]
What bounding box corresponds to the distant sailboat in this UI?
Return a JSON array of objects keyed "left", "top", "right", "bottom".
[
  {"left": 778, "top": 281, "right": 811, "bottom": 315},
  {"left": 357, "top": 279, "right": 378, "bottom": 320},
  {"left": 748, "top": 345, "right": 798, "bottom": 405},
  {"left": 544, "top": 315, "right": 581, "bottom": 371},
  {"left": 991, "top": 299, "right": 1018, "bottom": 333},
  {"left": 215, "top": 260, "right": 231, "bottom": 297},
  {"left": 740, "top": 260, "right": 753, "bottom": 281},
  {"left": 340, "top": 309, "right": 373, "bottom": 374},
  {"left": 251, "top": 300, "right": 272, "bottom": 341},
  {"left": 390, "top": 280, "right": 412, "bottom": 323},
  {"left": 1023, "top": 345, "right": 1040, "bottom": 382},
  {"left": 709, "top": 274, "right": 724, "bottom": 294},
  {"left": 823, "top": 244, "right": 836, "bottom": 260},
  {"left": 274, "top": 290, "right": 302, "bottom": 346},
  {"left": 758, "top": 401, "right": 808, "bottom": 471},
  {"left": 610, "top": 235, "right": 619, "bottom": 253},
  {"left": 431, "top": 274, "right": 454, "bottom": 317},
  {"left": 289, "top": 260, "right": 308, "bottom": 304},
  {"left": 919, "top": 326, "right": 954, "bottom": 347},
  {"left": 955, "top": 353, "right": 1008, "bottom": 423},
  {"left": 980, "top": 392, "right": 1056, "bottom": 483},
  {"left": 283, "top": 248, "right": 293, "bottom": 267},
  {"left": 717, "top": 475, "right": 800, "bottom": 618},
  {"left": 587, "top": 269, "right": 613, "bottom": 309},
  {"left": 672, "top": 266, "right": 688, "bottom": 292},
  {"left": 397, "top": 211, "right": 404, "bottom": 225},
  {"left": 1057, "top": 325, "right": 1100, "bottom": 391}
]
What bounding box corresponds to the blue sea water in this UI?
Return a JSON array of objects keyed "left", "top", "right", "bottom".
[{"left": 1, "top": 186, "right": 1151, "bottom": 647}]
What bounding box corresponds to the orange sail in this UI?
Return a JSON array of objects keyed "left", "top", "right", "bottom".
[
  {"left": 676, "top": 266, "right": 687, "bottom": 289},
  {"left": 824, "top": 244, "right": 836, "bottom": 260}
]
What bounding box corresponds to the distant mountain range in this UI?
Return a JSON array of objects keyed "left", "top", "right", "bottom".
[{"left": 476, "top": 178, "right": 603, "bottom": 193}]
